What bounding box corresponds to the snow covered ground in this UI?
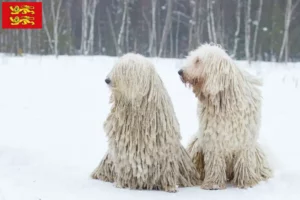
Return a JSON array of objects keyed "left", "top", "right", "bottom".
[{"left": 0, "top": 55, "right": 300, "bottom": 200}]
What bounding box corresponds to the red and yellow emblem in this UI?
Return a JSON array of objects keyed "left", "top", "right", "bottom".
[{"left": 2, "top": 2, "right": 42, "bottom": 29}]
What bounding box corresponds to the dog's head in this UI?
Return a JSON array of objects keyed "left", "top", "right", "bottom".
[
  {"left": 105, "top": 53, "right": 156, "bottom": 103},
  {"left": 178, "top": 43, "right": 236, "bottom": 96}
]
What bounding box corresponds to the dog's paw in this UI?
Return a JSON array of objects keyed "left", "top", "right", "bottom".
[
  {"left": 114, "top": 182, "right": 127, "bottom": 189},
  {"left": 201, "top": 182, "right": 226, "bottom": 190},
  {"left": 92, "top": 174, "right": 114, "bottom": 183},
  {"left": 164, "top": 186, "right": 178, "bottom": 193},
  {"left": 232, "top": 175, "right": 261, "bottom": 189},
  {"left": 236, "top": 181, "right": 258, "bottom": 189}
]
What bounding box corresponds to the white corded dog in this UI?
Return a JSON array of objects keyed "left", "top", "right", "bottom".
[
  {"left": 178, "top": 43, "right": 272, "bottom": 190},
  {"left": 91, "top": 53, "right": 200, "bottom": 192}
]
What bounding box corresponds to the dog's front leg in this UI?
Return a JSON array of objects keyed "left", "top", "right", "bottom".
[
  {"left": 232, "top": 148, "right": 262, "bottom": 188},
  {"left": 201, "top": 150, "right": 227, "bottom": 190},
  {"left": 186, "top": 136, "right": 205, "bottom": 181}
]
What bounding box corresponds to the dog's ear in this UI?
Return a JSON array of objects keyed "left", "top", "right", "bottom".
[{"left": 201, "top": 57, "right": 235, "bottom": 96}]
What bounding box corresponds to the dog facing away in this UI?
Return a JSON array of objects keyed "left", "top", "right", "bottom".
[
  {"left": 178, "top": 43, "right": 272, "bottom": 190},
  {"left": 91, "top": 53, "right": 200, "bottom": 192}
]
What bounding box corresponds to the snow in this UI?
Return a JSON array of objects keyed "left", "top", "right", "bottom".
[{"left": 0, "top": 55, "right": 300, "bottom": 200}]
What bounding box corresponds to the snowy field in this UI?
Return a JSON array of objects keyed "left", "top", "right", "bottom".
[{"left": 0, "top": 55, "right": 300, "bottom": 200}]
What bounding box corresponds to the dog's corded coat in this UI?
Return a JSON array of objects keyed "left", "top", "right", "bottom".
[
  {"left": 179, "top": 43, "right": 272, "bottom": 189},
  {"left": 92, "top": 53, "right": 200, "bottom": 192}
]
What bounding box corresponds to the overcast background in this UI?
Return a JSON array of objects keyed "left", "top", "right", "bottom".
[{"left": 0, "top": 0, "right": 300, "bottom": 62}]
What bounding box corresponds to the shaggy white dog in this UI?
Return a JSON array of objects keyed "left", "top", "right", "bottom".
[
  {"left": 178, "top": 43, "right": 272, "bottom": 190},
  {"left": 91, "top": 53, "right": 200, "bottom": 192}
]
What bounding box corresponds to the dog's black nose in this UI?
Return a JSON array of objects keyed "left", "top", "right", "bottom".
[
  {"left": 178, "top": 69, "right": 183, "bottom": 76},
  {"left": 105, "top": 78, "right": 111, "bottom": 84}
]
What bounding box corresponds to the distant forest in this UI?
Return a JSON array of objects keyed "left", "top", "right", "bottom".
[{"left": 0, "top": 0, "right": 300, "bottom": 62}]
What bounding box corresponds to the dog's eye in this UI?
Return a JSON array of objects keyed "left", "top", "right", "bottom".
[{"left": 195, "top": 58, "right": 200, "bottom": 66}]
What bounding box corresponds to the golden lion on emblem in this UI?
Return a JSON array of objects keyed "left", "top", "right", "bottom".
[
  {"left": 10, "top": 5, "right": 35, "bottom": 15},
  {"left": 10, "top": 16, "right": 35, "bottom": 26}
]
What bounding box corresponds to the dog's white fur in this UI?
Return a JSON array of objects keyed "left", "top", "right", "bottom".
[
  {"left": 91, "top": 53, "right": 200, "bottom": 192},
  {"left": 179, "top": 43, "right": 272, "bottom": 189}
]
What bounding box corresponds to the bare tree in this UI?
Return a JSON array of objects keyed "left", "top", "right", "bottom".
[
  {"left": 21, "top": 30, "right": 26, "bottom": 53},
  {"left": 117, "top": 0, "right": 129, "bottom": 56},
  {"left": 14, "top": 30, "right": 20, "bottom": 55},
  {"left": 27, "top": 30, "right": 32, "bottom": 54},
  {"left": 42, "top": 2, "right": 54, "bottom": 54},
  {"left": 142, "top": 6, "right": 151, "bottom": 52},
  {"left": 207, "top": 0, "right": 217, "bottom": 43},
  {"left": 36, "top": 30, "right": 42, "bottom": 55},
  {"left": 87, "top": 0, "right": 99, "bottom": 54},
  {"left": 42, "top": 0, "right": 63, "bottom": 57},
  {"left": 149, "top": 0, "right": 157, "bottom": 56},
  {"left": 81, "top": 0, "right": 88, "bottom": 55},
  {"left": 188, "top": 0, "right": 197, "bottom": 50},
  {"left": 169, "top": 23, "right": 173, "bottom": 57},
  {"left": 211, "top": 1, "right": 217, "bottom": 43},
  {"left": 158, "top": 0, "right": 172, "bottom": 57},
  {"left": 252, "top": 0, "right": 263, "bottom": 60},
  {"left": 51, "top": 0, "right": 63, "bottom": 57},
  {"left": 245, "top": 0, "right": 252, "bottom": 63},
  {"left": 196, "top": 0, "right": 204, "bottom": 45},
  {"left": 81, "top": 0, "right": 99, "bottom": 55},
  {"left": 1, "top": 0, "right": 300, "bottom": 61},
  {"left": 66, "top": 0, "right": 73, "bottom": 55},
  {"left": 106, "top": 8, "right": 119, "bottom": 55},
  {"left": 175, "top": 12, "right": 180, "bottom": 58},
  {"left": 0, "top": 31, "right": 4, "bottom": 52},
  {"left": 98, "top": 21, "right": 102, "bottom": 54},
  {"left": 206, "top": 0, "right": 212, "bottom": 42},
  {"left": 216, "top": 1, "right": 225, "bottom": 46},
  {"left": 279, "top": 0, "right": 300, "bottom": 62},
  {"left": 125, "top": 9, "right": 131, "bottom": 53}
]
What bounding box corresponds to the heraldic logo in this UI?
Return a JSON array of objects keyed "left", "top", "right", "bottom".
[{"left": 2, "top": 1, "right": 42, "bottom": 29}]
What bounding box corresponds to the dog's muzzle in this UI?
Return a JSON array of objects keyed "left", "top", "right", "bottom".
[
  {"left": 105, "top": 78, "right": 111, "bottom": 84},
  {"left": 178, "top": 69, "right": 183, "bottom": 76},
  {"left": 178, "top": 69, "right": 186, "bottom": 83}
]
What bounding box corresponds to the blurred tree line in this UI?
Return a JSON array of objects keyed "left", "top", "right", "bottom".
[{"left": 0, "top": 0, "right": 300, "bottom": 62}]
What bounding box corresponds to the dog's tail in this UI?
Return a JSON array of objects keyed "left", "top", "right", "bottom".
[
  {"left": 254, "top": 143, "right": 273, "bottom": 180},
  {"left": 185, "top": 135, "right": 205, "bottom": 181},
  {"left": 242, "top": 68, "right": 263, "bottom": 87},
  {"left": 91, "top": 152, "right": 115, "bottom": 183}
]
